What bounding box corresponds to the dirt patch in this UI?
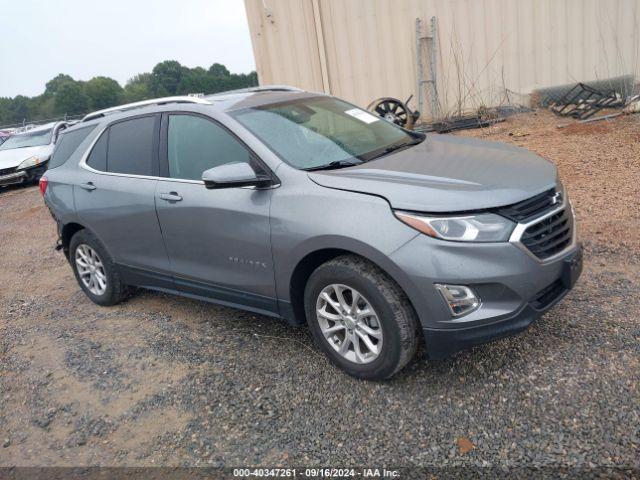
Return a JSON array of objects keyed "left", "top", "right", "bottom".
[{"left": 560, "top": 120, "right": 614, "bottom": 136}]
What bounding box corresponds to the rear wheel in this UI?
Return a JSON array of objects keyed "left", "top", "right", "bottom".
[
  {"left": 304, "top": 255, "right": 418, "bottom": 380},
  {"left": 69, "top": 229, "right": 128, "bottom": 306}
]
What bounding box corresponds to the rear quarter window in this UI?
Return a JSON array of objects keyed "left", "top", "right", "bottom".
[
  {"left": 86, "top": 130, "right": 108, "bottom": 171},
  {"left": 106, "top": 116, "right": 158, "bottom": 176},
  {"left": 48, "top": 125, "right": 97, "bottom": 170}
]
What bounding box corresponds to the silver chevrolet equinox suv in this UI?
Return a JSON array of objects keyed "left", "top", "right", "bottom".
[{"left": 42, "top": 86, "right": 582, "bottom": 380}]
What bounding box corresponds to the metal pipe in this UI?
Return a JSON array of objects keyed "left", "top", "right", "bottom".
[
  {"left": 415, "top": 18, "right": 424, "bottom": 118},
  {"left": 428, "top": 16, "right": 439, "bottom": 121}
]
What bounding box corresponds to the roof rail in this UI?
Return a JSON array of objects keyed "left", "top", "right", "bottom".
[
  {"left": 207, "top": 85, "right": 304, "bottom": 96},
  {"left": 82, "top": 96, "right": 211, "bottom": 122}
]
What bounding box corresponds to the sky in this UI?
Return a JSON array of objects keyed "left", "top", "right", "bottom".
[{"left": 0, "top": 0, "right": 256, "bottom": 98}]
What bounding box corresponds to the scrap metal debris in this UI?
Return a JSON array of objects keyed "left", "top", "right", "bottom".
[
  {"left": 421, "top": 115, "right": 503, "bottom": 133},
  {"left": 623, "top": 96, "right": 640, "bottom": 113},
  {"left": 556, "top": 94, "right": 640, "bottom": 128},
  {"left": 367, "top": 96, "right": 420, "bottom": 130},
  {"left": 550, "top": 83, "right": 625, "bottom": 120},
  {"left": 416, "top": 107, "right": 508, "bottom": 134},
  {"left": 413, "top": 105, "right": 528, "bottom": 134}
]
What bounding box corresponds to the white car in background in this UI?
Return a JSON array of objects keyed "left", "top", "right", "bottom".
[
  {"left": 0, "top": 131, "right": 12, "bottom": 146},
  {"left": 0, "top": 121, "right": 68, "bottom": 187}
]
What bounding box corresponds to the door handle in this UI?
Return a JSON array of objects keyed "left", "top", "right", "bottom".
[
  {"left": 80, "top": 182, "right": 96, "bottom": 191},
  {"left": 159, "top": 192, "right": 183, "bottom": 202}
]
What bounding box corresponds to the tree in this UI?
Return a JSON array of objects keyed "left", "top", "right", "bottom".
[
  {"left": 0, "top": 97, "right": 11, "bottom": 124},
  {"left": 7, "top": 96, "right": 30, "bottom": 124},
  {"left": 246, "top": 71, "right": 259, "bottom": 86},
  {"left": 1, "top": 62, "right": 258, "bottom": 125},
  {"left": 54, "top": 81, "right": 89, "bottom": 116},
  {"left": 150, "top": 60, "right": 184, "bottom": 96},
  {"left": 84, "top": 76, "right": 123, "bottom": 110},
  {"left": 123, "top": 73, "right": 153, "bottom": 103},
  {"left": 177, "top": 67, "right": 215, "bottom": 95},
  {"left": 208, "top": 63, "right": 230, "bottom": 77},
  {"left": 28, "top": 94, "right": 55, "bottom": 120},
  {"left": 45, "top": 74, "right": 75, "bottom": 96}
]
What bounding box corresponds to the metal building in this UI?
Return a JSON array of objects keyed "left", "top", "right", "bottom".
[{"left": 244, "top": 0, "right": 640, "bottom": 120}]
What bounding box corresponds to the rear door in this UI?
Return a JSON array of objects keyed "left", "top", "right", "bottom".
[
  {"left": 154, "top": 112, "right": 277, "bottom": 315},
  {"left": 74, "top": 114, "right": 172, "bottom": 289}
]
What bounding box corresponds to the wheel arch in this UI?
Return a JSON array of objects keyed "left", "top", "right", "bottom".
[
  {"left": 60, "top": 221, "right": 87, "bottom": 258},
  {"left": 284, "top": 239, "right": 419, "bottom": 327}
]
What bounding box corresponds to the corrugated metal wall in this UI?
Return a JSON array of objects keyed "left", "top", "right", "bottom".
[{"left": 245, "top": 0, "right": 640, "bottom": 120}]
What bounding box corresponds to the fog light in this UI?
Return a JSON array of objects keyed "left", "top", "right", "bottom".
[{"left": 434, "top": 284, "right": 481, "bottom": 317}]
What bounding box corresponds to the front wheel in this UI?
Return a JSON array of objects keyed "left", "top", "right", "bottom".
[{"left": 304, "top": 255, "right": 419, "bottom": 380}]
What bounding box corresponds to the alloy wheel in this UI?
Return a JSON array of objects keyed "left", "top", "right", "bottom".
[
  {"left": 75, "top": 244, "right": 107, "bottom": 296},
  {"left": 315, "top": 284, "right": 383, "bottom": 364}
]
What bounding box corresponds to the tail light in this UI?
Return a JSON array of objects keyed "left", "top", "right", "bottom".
[{"left": 39, "top": 176, "right": 48, "bottom": 196}]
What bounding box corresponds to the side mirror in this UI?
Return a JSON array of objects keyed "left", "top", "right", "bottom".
[{"left": 202, "top": 162, "right": 273, "bottom": 190}]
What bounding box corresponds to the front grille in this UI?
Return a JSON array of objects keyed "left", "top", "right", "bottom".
[
  {"left": 521, "top": 207, "right": 573, "bottom": 260},
  {"left": 532, "top": 279, "right": 566, "bottom": 310},
  {"left": 498, "top": 188, "right": 560, "bottom": 222},
  {"left": 0, "top": 166, "right": 16, "bottom": 176}
]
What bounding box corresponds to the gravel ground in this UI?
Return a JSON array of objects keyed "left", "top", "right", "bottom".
[{"left": 0, "top": 111, "right": 638, "bottom": 473}]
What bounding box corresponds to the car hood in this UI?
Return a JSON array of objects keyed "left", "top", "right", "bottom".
[
  {"left": 308, "top": 134, "right": 558, "bottom": 212},
  {"left": 0, "top": 145, "right": 52, "bottom": 170}
]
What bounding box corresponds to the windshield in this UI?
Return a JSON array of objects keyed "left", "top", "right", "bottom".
[
  {"left": 232, "top": 97, "right": 419, "bottom": 170},
  {"left": 0, "top": 128, "right": 53, "bottom": 150}
]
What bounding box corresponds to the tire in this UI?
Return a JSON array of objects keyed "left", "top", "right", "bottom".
[
  {"left": 69, "top": 229, "right": 128, "bottom": 306},
  {"left": 304, "top": 255, "right": 418, "bottom": 380}
]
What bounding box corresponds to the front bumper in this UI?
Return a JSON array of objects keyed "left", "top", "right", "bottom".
[
  {"left": 0, "top": 163, "right": 47, "bottom": 186},
  {"left": 0, "top": 170, "right": 27, "bottom": 186},
  {"left": 424, "top": 246, "right": 582, "bottom": 359},
  {"left": 390, "top": 228, "right": 583, "bottom": 359}
]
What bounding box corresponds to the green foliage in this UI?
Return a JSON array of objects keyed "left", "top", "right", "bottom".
[
  {"left": 54, "top": 82, "right": 89, "bottom": 116},
  {"left": 6, "top": 96, "right": 30, "bottom": 124},
  {"left": 208, "top": 63, "right": 230, "bottom": 77},
  {"left": 28, "top": 94, "right": 55, "bottom": 120},
  {"left": 123, "top": 73, "right": 154, "bottom": 103},
  {"left": 84, "top": 76, "right": 124, "bottom": 110},
  {"left": 150, "top": 60, "right": 184, "bottom": 96},
  {"left": 0, "top": 61, "right": 258, "bottom": 127},
  {"left": 0, "top": 97, "right": 12, "bottom": 124},
  {"left": 177, "top": 67, "right": 215, "bottom": 95},
  {"left": 45, "top": 74, "right": 75, "bottom": 96}
]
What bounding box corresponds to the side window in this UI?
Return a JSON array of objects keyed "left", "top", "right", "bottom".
[
  {"left": 167, "top": 114, "right": 252, "bottom": 181},
  {"left": 107, "top": 116, "right": 157, "bottom": 176},
  {"left": 48, "top": 125, "right": 96, "bottom": 170},
  {"left": 86, "top": 130, "right": 108, "bottom": 171}
]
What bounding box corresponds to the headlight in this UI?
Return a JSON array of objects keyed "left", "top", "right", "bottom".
[
  {"left": 394, "top": 211, "right": 515, "bottom": 242},
  {"left": 17, "top": 156, "right": 47, "bottom": 170}
]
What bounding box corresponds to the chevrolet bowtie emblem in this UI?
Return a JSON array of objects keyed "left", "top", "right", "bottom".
[{"left": 551, "top": 192, "right": 562, "bottom": 205}]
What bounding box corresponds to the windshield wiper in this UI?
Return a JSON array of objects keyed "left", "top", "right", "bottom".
[
  {"left": 303, "top": 137, "right": 424, "bottom": 171},
  {"left": 303, "top": 159, "right": 363, "bottom": 171},
  {"left": 364, "top": 138, "right": 424, "bottom": 161}
]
